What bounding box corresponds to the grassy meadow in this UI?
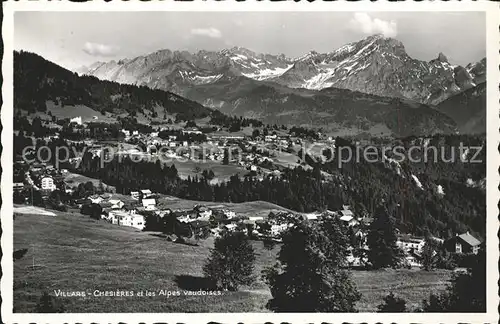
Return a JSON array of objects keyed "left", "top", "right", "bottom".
[{"left": 13, "top": 210, "right": 451, "bottom": 313}]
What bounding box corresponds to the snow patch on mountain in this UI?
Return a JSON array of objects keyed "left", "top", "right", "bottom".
[
  {"left": 77, "top": 35, "right": 485, "bottom": 106},
  {"left": 242, "top": 64, "right": 294, "bottom": 81},
  {"left": 412, "top": 175, "right": 424, "bottom": 190}
]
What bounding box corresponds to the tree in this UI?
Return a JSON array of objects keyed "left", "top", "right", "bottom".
[
  {"left": 185, "top": 120, "right": 197, "bottom": 128},
  {"left": 83, "top": 181, "right": 95, "bottom": 195},
  {"left": 377, "top": 292, "right": 407, "bottom": 312},
  {"left": 202, "top": 169, "right": 215, "bottom": 180},
  {"left": 229, "top": 122, "right": 241, "bottom": 132},
  {"left": 35, "top": 292, "right": 65, "bottom": 313},
  {"left": 29, "top": 189, "right": 44, "bottom": 207},
  {"left": 222, "top": 148, "right": 230, "bottom": 165},
  {"left": 418, "top": 239, "right": 438, "bottom": 271},
  {"left": 81, "top": 203, "right": 102, "bottom": 220},
  {"left": 367, "top": 207, "right": 403, "bottom": 269},
  {"left": 422, "top": 248, "right": 485, "bottom": 312},
  {"left": 203, "top": 231, "right": 256, "bottom": 291},
  {"left": 263, "top": 219, "right": 361, "bottom": 312},
  {"left": 97, "top": 180, "right": 105, "bottom": 194}
]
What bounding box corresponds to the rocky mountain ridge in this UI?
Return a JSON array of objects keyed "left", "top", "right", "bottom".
[{"left": 78, "top": 34, "right": 485, "bottom": 105}]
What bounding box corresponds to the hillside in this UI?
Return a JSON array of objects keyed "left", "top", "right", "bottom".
[
  {"left": 14, "top": 51, "right": 212, "bottom": 121},
  {"left": 436, "top": 82, "right": 486, "bottom": 134},
  {"left": 185, "top": 77, "right": 458, "bottom": 137},
  {"left": 13, "top": 211, "right": 451, "bottom": 313}
]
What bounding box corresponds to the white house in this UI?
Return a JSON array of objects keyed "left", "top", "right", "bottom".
[
  {"left": 249, "top": 216, "right": 264, "bottom": 223},
  {"left": 40, "top": 176, "right": 56, "bottom": 191},
  {"left": 305, "top": 212, "right": 322, "bottom": 221},
  {"left": 223, "top": 210, "right": 236, "bottom": 219},
  {"left": 405, "top": 255, "right": 423, "bottom": 268},
  {"left": 109, "top": 210, "right": 145, "bottom": 230},
  {"left": 89, "top": 195, "right": 103, "bottom": 204},
  {"left": 141, "top": 189, "right": 153, "bottom": 198},
  {"left": 142, "top": 198, "right": 156, "bottom": 211},
  {"left": 396, "top": 235, "right": 426, "bottom": 253},
  {"left": 265, "top": 135, "right": 277, "bottom": 142},
  {"left": 197, "top": 209, "right": 212, "bottom": 219},
  {"left": 271, "top": 224, "right": 290, "bottom": 236},
  {"left": 339, "top": 215, "right": 359, "bottom": 227},
  {"left": 182, "top": 128, "right": 202, "bottom": 135},
  {"left": 224, "top": 224, "right": 238, "bottom": 232},
  {"left": 70, "top": 116, "right": 82, "bottom": 125},
  {"left": 339, "top": 206, "right": 354, "bottom": 218},
  {"left": 109, "top": 199, "right": 125, "bottom": 209}
]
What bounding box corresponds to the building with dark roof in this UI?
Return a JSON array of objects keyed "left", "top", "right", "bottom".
[{"left": 445, "top": 232, "right": 481, "bottom": 254}]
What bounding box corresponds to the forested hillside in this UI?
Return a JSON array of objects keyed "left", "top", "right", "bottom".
[
  {"left": 14, "top": 51, "right": 212, "bottom": 121},
  {"left": 69, "top": 133, "right": 486, "bottom": 240}
]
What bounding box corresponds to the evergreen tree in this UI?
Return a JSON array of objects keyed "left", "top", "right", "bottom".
[
  {"left": 377, "top": 292, "right": 407, "bottom": 312},
  {"left": 203, "top": 231, "right": 256, "bottom": 291},
  {"left": 263, "top": 219, "right": 361, "bottom": 312},
  {"left": 418, "top": 239, "right": 438, "bottom": 271},
  {"left": 222, "top": 148, "right": 230, "bottom": 165},
  {"left": 367, "top": 206, "right": 403, "bottom": 269}
]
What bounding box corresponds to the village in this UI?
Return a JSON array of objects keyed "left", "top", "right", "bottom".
[
  {"left": 13, "top": 111, "right": 484, "bottom": 274},
  {"left": 13, "top": 153, "right": 481, "bottom": 272}
]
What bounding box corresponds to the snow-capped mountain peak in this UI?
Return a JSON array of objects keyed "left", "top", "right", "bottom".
[{"left": 77, "top": 34, "right": 484, "bottom": 105}]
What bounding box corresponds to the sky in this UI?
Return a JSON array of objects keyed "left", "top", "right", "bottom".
[{"left": 14, "top": 11, "right": 486, "bottom": 70}]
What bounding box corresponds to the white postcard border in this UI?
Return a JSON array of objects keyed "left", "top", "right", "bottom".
[{"left": 1, "top": 1, "right": 499, "bottom": 323}]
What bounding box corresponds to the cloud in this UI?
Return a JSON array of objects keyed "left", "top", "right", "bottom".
[
  {"left": 190, "top": 27, "right": 222, "bottom": 39},
  {"left": 82, "top": 42, "right": 119, "bottom": 57},
  {"left": 349, "top": 13, "right": 397, "bottom": 37}
]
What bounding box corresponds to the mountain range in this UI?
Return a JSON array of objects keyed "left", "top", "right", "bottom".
[
  {"left": 14, "top": 34, "right": 486, "bottom": 137},
  {"left": 78, "top": 34, "right": 485, "bottom": 106},
  {"left": 75, "top": 34, "right": 486, "bottom": 135}
]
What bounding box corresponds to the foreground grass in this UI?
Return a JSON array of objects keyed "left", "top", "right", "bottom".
[{"left": 13, "top": 211, "right": 450, "bottom": 313}]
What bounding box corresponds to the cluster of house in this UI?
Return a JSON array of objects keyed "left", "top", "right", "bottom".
[
  {"left": 80, "top": 186, "right": 483, "bottom": 271},
  {"left": 14, "top": 161, "right": 67, "bottom": 195},
  {"left": 395, "top": 232, "right": 481, "bottom": 255},
  {"left": 83, "top": 188, "right": 244, "bottom": 234},
  {"left": 393, "top": 231, "right": 481, "bottom": 267},
  {"left": 302, "top": 205, "right": 372, "bottom": 227},
  {"left": 77, "top": 189, "right": 159, "bottom": 230}
]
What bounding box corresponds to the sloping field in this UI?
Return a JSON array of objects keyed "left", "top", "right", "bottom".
[
  {"left": 158, "top": 196, "right": 293, "bottom": 219},
  {"left": 164, "top": 161, "right": 247, "bottom": 183},
  {"left": 64, "top": 172, "right": 116, "bottom": 192},
  {"left": 45, "top": 101, "right": 117, "bottom": 123},
  {"left": 13, "top": 205, "right": 56, "bottom": 217},
  {"left": 13, "top": 210, "right": 451, "bottom": 313}
]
